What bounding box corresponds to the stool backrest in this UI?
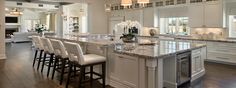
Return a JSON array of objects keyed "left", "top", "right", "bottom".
[
  {"left": 50, "top": 39, "right": 67, "bottom": 58},
  {"left": 64, "top": 41, "right": 84, "bottom": 65},
  {"left": 32, "top": 36, "right": 44, "bottom": 50},
  {"left": 41, "top": 38, "right": 54, "bottom": 53}
]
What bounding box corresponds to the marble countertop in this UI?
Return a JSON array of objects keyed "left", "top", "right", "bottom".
[
  {"left": 114, "top": 39, "right": 206, "bottom": 59},
  {"left": 47, "top": 35, "right": 117, "bottom": 46},
  {"left": 47, "top": 35, "right": 206, "bottom": 59},
  {"left": 174, "top": 37, "right": 236, "bottom": 43},
  {"left": 138, "top": 35, "right": 236, "bottom": 43}
]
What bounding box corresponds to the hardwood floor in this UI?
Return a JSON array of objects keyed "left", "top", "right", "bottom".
[{"left": 2, "top": 42, "right": 236, "bottom": 88}]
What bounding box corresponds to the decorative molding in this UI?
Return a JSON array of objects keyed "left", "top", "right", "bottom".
[{"left": 0, "top": 54, "right": 6, "bottom": 60}]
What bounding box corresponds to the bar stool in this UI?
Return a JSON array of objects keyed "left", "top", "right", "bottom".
[
  {"left": 40, "top": 37, "right": 55, "bottom": 77},
  {"left": 32, "top": 36, "right": 44, "bottom": 70},
  {"left": 64, "top": 41, "right": 106, "bottom": 88},
  {"left": 50, "top": 39, "right": 69, "bottom": 85}
]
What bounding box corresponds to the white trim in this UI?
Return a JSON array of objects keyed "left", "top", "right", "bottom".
[{"left": 0, "top": 54, "right": 6, "bottom": 59}]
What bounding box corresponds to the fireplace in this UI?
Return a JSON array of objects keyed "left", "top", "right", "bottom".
[{"left": 6, "top": 28, "right": 18, "bottom": 39}]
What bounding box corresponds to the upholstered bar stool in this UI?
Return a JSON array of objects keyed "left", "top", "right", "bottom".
[
  {"left": 64, "top": 41, "right": 106, "bottom": 88},
  {"left": 32, "top": 36, "right": 44, "bottom": 70},
  {"left": 50, "top": 39, "right": 69, "bottom": 85},
  {"left": 40, "top": 37, "right": 55, "bottom": 77}
]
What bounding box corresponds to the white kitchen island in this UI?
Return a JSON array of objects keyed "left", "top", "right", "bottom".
[{"left": 47, "top": 36, "right": 206, "bottom": 88}]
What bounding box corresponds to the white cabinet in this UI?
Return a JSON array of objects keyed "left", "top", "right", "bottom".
[
  {"left": 188, "top": 4, "right": 205, "bottom": 28},
  {"left": 188, "top": 1, "right": 223, "bottom": 28},
  {"left": 191, "top": 49, "right": 203, "bottom": 75},
  {"left": 110, "top": 54, "right": 139, "bottom": 88},
  {"left": 204, "top": 2, "right": 223, "bottom": 27},
  {"left": 143, "top": 8, "right": 154, "bottom": 27},
  {"left": 191, "top": 47, "right": 206, "bottom": 81},
  {"left": 207, "top": 42, "right": 236, "bottom": 63},
  {"left": 125, "top": 10, "right": 143, "bottom": 24}
]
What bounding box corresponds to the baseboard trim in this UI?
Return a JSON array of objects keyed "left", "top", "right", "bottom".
[{"left": 0, "top": 54, "right": 6, "bottom": 59}]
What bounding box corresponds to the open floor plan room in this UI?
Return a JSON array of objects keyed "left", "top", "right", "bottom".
[{"left": 1, "top": 0, "right": 236, "bottom": 88}]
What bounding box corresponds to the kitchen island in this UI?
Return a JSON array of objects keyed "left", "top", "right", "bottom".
[{"left": 47, "top": 36, "right": 206, "bottom": 88}]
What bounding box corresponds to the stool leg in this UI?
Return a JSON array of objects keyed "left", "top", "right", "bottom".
[
  {"left": 90, "top": 66, "right": 93, "bottom": 88},
  {"left": 79, "top": 66, "right": 85, "bottom": 88},
  {"left": 74, "top": 65, "right": 76, "bottom": 76},
  {"left": 66, "top": 62, "right": 72, "bottom": 88},
  {"left": 33, "top": 50, "right": 38, "bottom": 67},
  {"left": 102, "top": 63, "right": 106, "bottom": 88},
  {"left": 59, "top": 59, "right": 66, "bottom": 85},
  {"left": 52, "top": 57, "right": 58, "bottom": 79},
  {"left": 37, "top": 50, "right": 43, "bottom": 70},
  {"left": 41, "top": 53, "right": 47, "bottom": 73},
  {"left": 47, "top": 54, "right": 54, "bottom": 77}
]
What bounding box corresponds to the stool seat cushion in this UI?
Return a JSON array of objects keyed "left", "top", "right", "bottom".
[{"left": 81, "top": 54, "right": 106, "bottom": 65}]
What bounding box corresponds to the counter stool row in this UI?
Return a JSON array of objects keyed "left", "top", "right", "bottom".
[{"left": 31, "top": 36, "right": 106, "bottom": 88}]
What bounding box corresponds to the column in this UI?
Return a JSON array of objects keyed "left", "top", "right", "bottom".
[
  {"left": 0, "top": 0, "right": 6, "bottom": 59},
  {"left": 146, "top": 58, "right": 163, "bottom": 88},
  {"left": 146, "top": 59, "right": 158, "bottom": 88}
]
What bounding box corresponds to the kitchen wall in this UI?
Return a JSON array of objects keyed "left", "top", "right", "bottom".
[{"left": 0, "top": 0, "right": 6, "bottom": 59}]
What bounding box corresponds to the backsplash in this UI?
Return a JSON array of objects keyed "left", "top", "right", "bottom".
[{"left": 191, "top": 28, "right": 226, "bottom": 39}]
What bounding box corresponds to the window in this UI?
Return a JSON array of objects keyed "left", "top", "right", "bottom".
[
  {"left": 206, "top": 0, "right": 217, "bottom": 1},
  {"left": 156, "top": 1, "right": 164, "bottom": 7},
  {"left": 160, "top": 17, "right": 190, "bottom": 35},
  {"left": 190, "top": 0, "right": 203, "bottom": 3},
  {"left": 177, "top": 0, "right": 186, "bottom": 4},
  {"left": 166, "top": 0, "right": 174, "bottom": 6}
]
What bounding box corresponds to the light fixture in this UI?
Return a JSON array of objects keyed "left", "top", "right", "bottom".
[
  {"left": 5, "top": 8, "right": 9, "bottom": 11},
  {"left": 137, "top": 0, "right": 149, "bottom": 6},
  {"left": 121, "top": 0, "right": 132, "bottom": 7},
  {"left": 137, "top": 0, "right": 149, "bottom": 4},
  {"left": 9, "top": 8, "right": 23, "bottom": 15}
]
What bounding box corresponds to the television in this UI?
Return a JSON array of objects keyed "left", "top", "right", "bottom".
[{"left": 5, "top": 17, "right": 18, "bottom": 23}]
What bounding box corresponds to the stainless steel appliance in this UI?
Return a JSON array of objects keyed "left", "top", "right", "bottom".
[{"left": 177, "top": 51, "right": 191, "bottom": 87}]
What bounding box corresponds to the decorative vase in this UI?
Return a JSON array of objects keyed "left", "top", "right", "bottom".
[
  {"left": 149, "top": 29, "right": 157, "bottom": 36},
  {"left": 121, "top": 36, "right": 136, "bottom": 43}
]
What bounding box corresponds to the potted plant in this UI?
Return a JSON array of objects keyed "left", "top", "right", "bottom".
[
  {"left": 35, "top": 24, "right": 47, "bottom": 36},
  {"left": 116, "top": 20, "right": 141, "bottom": 43}
]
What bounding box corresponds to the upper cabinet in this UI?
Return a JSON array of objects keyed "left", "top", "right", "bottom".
[
  {"left": 124, "top": 10, "right": 143, "bottom": 24},
  {"left": 188, "top": 3, "right": 205, "bottom": 28},
  {"left": 143, "top": 8, "right": 154, "bottom": 27},
  {"left": 188, "top": 0, "right": 223, "bottom": 28},
  {"left": 204, "top": 1, "right": 223, "bottom": 28}
]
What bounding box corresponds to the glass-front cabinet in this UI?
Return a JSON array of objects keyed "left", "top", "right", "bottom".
[{"left": 160, "top": 17, "right": 190, "bottom": 35}]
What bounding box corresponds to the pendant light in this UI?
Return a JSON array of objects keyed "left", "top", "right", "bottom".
[
  {"left": 137, "top": 0, "right": 149, "bottom": 4},
  {"left": 121, "top": 0, "right": 132, "bottom": 7}
]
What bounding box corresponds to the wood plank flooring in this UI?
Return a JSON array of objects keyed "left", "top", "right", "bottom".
[{"left": 2, "top": 42, "right": 236, "bottom": 88}]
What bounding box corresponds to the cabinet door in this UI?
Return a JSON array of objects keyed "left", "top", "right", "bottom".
[
  {"left": 111, "top": 54, "right": 139, "bottom": 88},
  {"left": 143, "top": 8, "right": 154, "bottom": 27},
  {"left": 188, "top": 4, "right": 204, "bottom": 28},
  {"left": 204, "top": 3, "right": 222, "bottom": 27},
  {"left": 125, "top": 10, "right": 143, "bottom": 24},
  {"left": 120, "top": 55, "right": 139, "bottom": 88}
]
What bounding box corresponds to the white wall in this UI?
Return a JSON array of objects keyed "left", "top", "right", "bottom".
[
  {"left": 20, "top": 9, "right": 41, "bottom": 32},
  {"left": 0, "top": 0, "right": 6, "bottom": 59}
]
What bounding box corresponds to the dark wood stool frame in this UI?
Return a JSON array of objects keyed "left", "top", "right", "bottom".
[{"left": 66, "top": 61, "right": 106, "bottom": 88}]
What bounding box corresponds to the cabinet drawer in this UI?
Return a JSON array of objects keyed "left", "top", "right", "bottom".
[
  {"left": 207, "top": 42, "right": 236, "bottom": 48},
  {"left": 192, "top": 49, "right": 201, "bottom": 56},
  {"left": 207, "top": 52, "right": 236, "bottom": 63},
  {"left": 207, "top": 47, "right": 236, "bottom": 54}
]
